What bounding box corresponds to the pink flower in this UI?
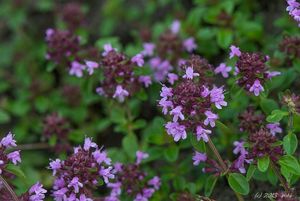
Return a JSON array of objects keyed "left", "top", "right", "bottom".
[
  {"left": 131, "top": 53, "right": 144, "bottom": 67},
  {"left": 148, "top": 176, "right": 161, "bottom": 190},
  {"left": 136, "top": 151, "right": 149, "bottom": 164},
  {"left": 201, "top": 86, "right": 210, "bottom": 98},
  {"left": 49, "top": 159, "right": 62, "bottom": 176},
  {"left": 159, "top": 97, "right": 173, "bottom": 115},
  {"left": 183, "top": 37, "right": 197, "bottom": 52},
  {"left": 210, "top": 86, "right": 227, "bottom": 109},
  {"left": 229, "top": 45, "right": 241, "bottom": 58},
  {"left": 102, "top": 43, "right": 114, "bottom": 56},
  {"left": 160, "top": 86, "right": 173, "bottom": 98},
  {"left": 29, "top": 182, "right": 47, "bottom": 201},
  {"left": 142, "top": 43, "right": 155, "bottom": 56},
  {"left": 196, "top": 125, "right": 211, "bottom": 142},
  {"left": 167, "top": 73, "right": 178, "bottom": 85},
  {"left": 93, "top": 150, "right": 112, "bottom": 165},
  {"left": 214, "top": 63, "right": 232, "bottom": 78},
  {"left": 85, "top": 60, "right": 99, "bottom": 75},
  {"left": 249, "top": 79, "right": 264, "bottom": 96},
  {"left": 68, "top": 177, "right": 83, "bottom": 193},
  {"left": 170, "top": 20, "right": 180, "bottom": 34},
  {"left": 170, "top": 106, "right": 184, "bottom": 122},
  {"left": 165, "top": 122, "right": 187, "bottom": 142},
  {"left": 7, "top": 151, "right": 21, "bottom": 165},
  {"left": 233, "top": 141, "right": 247, "bottom": 155},
  {"left": 84, "top": 137, "right": 98, "bottom": 151},
  {"left": 204, "top": 111, "right": 218, "bottom": 127},
  {"left": 1, "top": 132, "right": 17, "bottom": 148},
  {"left": 139, "top": 76, "right": 152, "bottom": 87},
  {"left": 99, "top": 166, "right": 115, "bottom": 183},
  {"left": 182, "top": 67, "right": 199, "bottom": 79},
  {"left": 266, "top": 123, "right": 282, "bottom": 136},
  {"left": 192, "top": 151, "right": 207, "bottom": 166},
  {"left": 113, "top": 85, "right": 129, "bottom": 102},
  {"left": 69, "top": 61, "right": 85, "bottom": 77}
]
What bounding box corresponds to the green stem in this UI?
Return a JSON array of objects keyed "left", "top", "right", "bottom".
[
  {"left": 207, "top": 137, "right": 244, "bottom": 201},
  {"left": 270, "top": 160, "right": 290, "bottom": 193},
  {"left": 0, "top": 175, "right": 19, "bottom": 201}
]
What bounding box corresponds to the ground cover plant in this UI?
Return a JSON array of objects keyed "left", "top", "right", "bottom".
[{"left": 0, "top": 0, "right": 300, "bottom": 200}]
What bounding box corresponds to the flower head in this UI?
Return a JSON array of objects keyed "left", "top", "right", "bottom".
[
  {"left": 192, "top": 151, "right": 207, "bottom": 166},
  {"left": 249, "top": 79, "right": 264, "bottom": 96},
  {"left": 214, "top": 63, "right": 232, "bottom": 78},
  {"left": 113, "top": 85, "right": 129, "bottom": 102},
  {"left": 183, "top": 37, "right": 197, "bottom": 52},
  {"left": 229, "top": 45, "right": 241, "bottom": 58}
]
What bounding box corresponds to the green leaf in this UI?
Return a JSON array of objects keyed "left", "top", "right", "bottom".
[
  {"left": 5, "top": 164, "right": 26, "bottom": 179},
  {"left": 279, "top": 155, "right": 300, "bottom": 176},
  {"left": 228, "top": 173, "right": 250, "bottom": 195},
  {"left": 122, "top": 134, "right": 138, "bottom": 159},
  {"left": 246, "top": 164, "right": 256, "bottom": 181},
  {"left": 283, "top": 133, "right": 298, "bottom": 155},
  {"left": 266, "top": 110, "right": 289, "bottom": 123},
  {"left": 0, "top": 109, "right": 10, "bottom": 124},
  {"left": 163, "top": 145, "right": 179, "bottom": 162},
  {"left": 260, "top": 98, "right": 279, "bottom": 115},
  {"left": 216, "top": 28, "right": 233, "bottom": 49},
  {"left": 258, "top": 156, "right": 270, "bottom": 172},
  {"left": 189, "top": 134, "right": 206, "bottom": 152},
  {"left": 204, "top": 175, "right": 218, "bottom": 197}
]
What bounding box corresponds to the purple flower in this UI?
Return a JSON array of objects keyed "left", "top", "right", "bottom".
[
  {"left": 210, "top": 86, "right": 227, "bottom": 109},
  {"left": 204, "top": 111, "right": 218, "bottom": 127},
  {"left": 148, "top": 176, "right": 160, "bottom": 190},
  {"left": 29, "top": 182, "right": 47, "bottom": 201},
  {"left": 286, "top": 0, "right": 300, "bottom": 26},
  {"left": 170, "top": 106, "right": 184, "bottom": 122},
  {"left": 196, "top": 126, "right": 211, "bottom": 142},
  {"left": 93, "top": 150, "right": 112, "bottom": 165},
  {"left": 99, "top": 166, "right": 115, "bottom": 183},
  {"left": 233, "top": 141, "right": 246, "bottom": 155},
  {"left": 249, "top": 79, "right": 264, "bottom": 96},
  {"left": 96, "top": 87, "right": 106, "bottom": 96},
  {"left": 139, "top": 76, "right": 152, "bottom": 87},
  {"left": 142, "top": 43, "right": 155, "bottom": 56},
  {"left": 84, "top": 137, "right": 98, "bottom": 151},
  {"left": 85, "top": 60, "right": 99, "bottom": 75},
  {"left": 192, "top": 151, "right": 207, "bottom": 166},
  {"left": 160, "top": 86, "right": 173, "bottom": 98},
  {"left": 7, "top": 150, "right": 21, "bottom": 165},
  {"left": 170, "top": 20, "right": 180, "bottom": 34},
  {"left": 266, "top": 71, "right": 281, "bottom": 79},
  {"left": 136, "top": 151, "right": 149, "bottom": 164},
  {"left": 45, "top": 28, "right": 54, "bottom": 40},
  {"left": 79, "top": 194, "right": 93, "bottom": 201},
  {"left": 201, "top": 86, "right": 210, "bottom": 98},
  {"left": 68, "top": 177, "right": 83, "bottom": 193},
  {"left": 183, "top": 37, "right": 197, "bottom": 52},
  {"left": 229, "top": 45, "right": 241, "bottom": 58},
  {"left": 214, "top": 63, "right": 232, "bottom": 78},
  {"left": 167, "top": 73, "right": 178, "bottom": 85},
  {"left": 1, "top": 132, "right": 17, "bottom": 148},
  {"left": 158, "top": 97, "right": 173, "bottom": 115},
  {"left": 103, "top": 43, "right": 114, "bottom": 56},
  {"left": 113, "top": 85, "right": 129, "bottom": 102},
  {"left": 49, "top": 159, "right": 62, "bottom": 176},
  {"left": 131, "top": 53, "right": 144, "bottom": 67},
  {"left": 266, "top": 123, "right": 282, "bottom": 136},
  {"left": 69, "top": 61, "right": 85, "bottom": 77},
  {"left": 182, "top": 67, "right": 199, "bottom": 79},
  {"left": 165, "top": 122, "right": 187, "bottom": 142}
]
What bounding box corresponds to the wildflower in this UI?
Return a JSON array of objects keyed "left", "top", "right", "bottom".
[
  {"left": 158, "top": 97, "right": 173, "bottom": 115},
  {"left": 239, "top": 107, "right": 265, "bottom": 133},
  {"left": 49, "top": 159, "right": 62, "bottom": 176},
  {"left": 102, "top": 43, "right": 114, "bottom": 56},
  {"left": 210, "top": 86, "right": 227, "bottom": 109},
  {"left": 68, "top": 177, "right": 83, "bottom": 193},
  {"left": 131, "top": 53, "right": 144, "bottom": 67},
  {"left": 99, "top": 166, "right": 115, "bottom": 183},
  {"left": 286, "top": 0, "right": 300, "bottom": 26},
  {"left": 165, "top": 122, "right": 187, "bottom": 141},
  {"left": 170, "top": 20, "right": 180, "bottom": 34},
  {"left": 214, "top": 63, "right": 232, "bottom": 78},
  {"left": 182, "top": 67, "right": 199, "bottom": 79},
  {"left": 28, "top": 182, "right": 47, "bottom": 201},
  {"left": 204, "top": 111, "right": 218, "bottom": 127},
  {"left": 69, "top": 61, "right": 85, "bottom": 77},
  {"left": 266, "top": 123, "right": 282, "bottom": 136},
  {"left": 85, "top": 60, "right": 99, "bottom": 75},
  {"left": 136, "top": 151, "right": 149, "bottom": 164},
  {"left": 229, "top": 45, "right": 241, "bottom": 58},
  {"left": 249, "top": 79, "right": 264, "bottom": 96},
  {"left": 148, "top": 176, "right": 161, "bottom": 190},
  {"left": 113, "top": 85, "right": 129, "bottom": 102},
  {"left": 138, "top": 76, "right": 152, "bottom": 87},
  {"left": 7, "top": 151, "right": 21, "bottom": 165},
  {"left": 192, "top": 151, "right": 207, "bottom": 166},
  {"left": 93, "top": 150, "right": 111, "bottom": 165},
  {"left": 1, "top": 132, "right": 17, "bottom": 148},
  {"left": 160, "top": 86, "right": 173, "bottom": 98},
  {"left": 170, "top": 106, "right": 185, "bottom": 122},
  {"left": 266, "top": 71, "right": 281, "bottom": 78},
  {"left": 183, "top": 37, "right": 197, "bottom": 52},
  {"left": 167, "top": 73, "right": 178, "bottom": 85},
  {"left": 196, "top": 126, "right": 211, "bottom": 142},
  {"left": 142, "top": 43, "right": 155, "bottom": 56}
]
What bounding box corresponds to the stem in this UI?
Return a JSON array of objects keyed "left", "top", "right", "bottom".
[
  {"left": 287, "top": 112, "right": 294, "bottom": 133},
  {"left": 13, "top": 143, "right": 50, "bottom": 151},
  {"left": 0, "top": 175, "right": 19, "bottom": 201},
  {"left": 270, "top": 160, "right": 290, "bottom": 193},
  {"left": 207, "top": 137, "right": 244, "bottom": 201}
]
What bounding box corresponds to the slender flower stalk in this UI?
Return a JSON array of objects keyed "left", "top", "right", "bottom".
[
  {"left": 270, "top": 160, "right": 290, "bottom": 193},
  {"left": 0, "top": 175, "right": 19, "bottom": 201}
]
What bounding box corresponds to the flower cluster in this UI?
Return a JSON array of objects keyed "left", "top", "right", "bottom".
[
  {"left": 279, "top": 36, "right": 300, "bottom": 59},
  {"left": 286, "top": 0, "right": 300, "bottom": 26},
  {"left": 49, "top": 137, "right": 114, "bottom": 200},
  {"left": 18, "top": 182, "right": 47, "bottom": 201},
  {"left": 0, "top": 132, "right": 21, "bottom": 174},
  {"left": 159, "top": 55, "right": 226, "bottom": 142},
  {"left": 282, "top": 92, "right": 300, "bottom": 114},
  {"left": 230, "top": 46, "right": 281, "bottom": 96},
  {"left": 230, "top": 141, "right": 252, "bottom": 174},
  {"left": 105, "top": 151, "right": 160, "bottom": 201},
  {"left": 60, "top": 2, "right": 84, "bottom": 31},
  {"left": 142, "top": 20, "right": 197, "bottom": 82}
]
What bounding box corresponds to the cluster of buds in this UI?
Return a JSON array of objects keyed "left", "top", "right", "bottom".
[
  {"left": 286, "top": 0, "right": 300, "bottom": 27},
  {"left": 282, "top": 92, "right": 300, "bottom": 114},
  {"left": 49, "top": 137, "right": 114, "bottom": 200},
  {"left": 158, "top": 55, "right": 226, "bottom": 142},
  {"left": 59, "top": 2, "right": 84, "bottom": 31},
  {"left": 279, "top": 36, "right": 300, "bottom": 60},
  {"left": 142, "top": 20, "right": 197, "bottom": 83},
  {"left": 105, "top": 151, "right": 160, "bottom": 201},
  {"left": 0, "top": 133, "right": 47, "bottom": 201},
  {"left": 43, "top": 113, "right": 71, "bottom": 153},
  {"left": 229, "top": 45, "right": 280, "bottom": 96}
]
